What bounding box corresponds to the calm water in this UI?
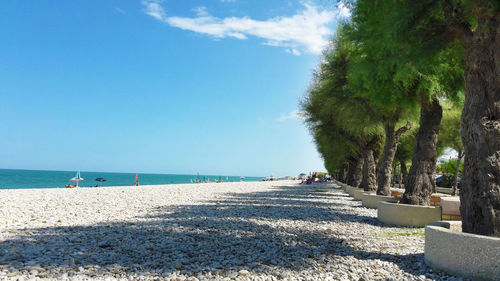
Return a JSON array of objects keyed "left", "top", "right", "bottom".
[{"left": 0, "top": 169, "right": 263, "bottom": 189}]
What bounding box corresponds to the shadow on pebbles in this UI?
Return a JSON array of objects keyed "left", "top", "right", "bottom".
[{"left": 0, "top": 181, "right": 461, "bottom": 280}]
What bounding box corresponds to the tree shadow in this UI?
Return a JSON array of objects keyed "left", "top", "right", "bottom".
[{"left": 0, "top": 183, "right": 451, "bottom": 280}]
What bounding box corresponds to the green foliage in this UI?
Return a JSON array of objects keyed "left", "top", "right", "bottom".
[
  {"left": 395, "top": 126, "right": 418, "bottom": 163},
  {"left": 302, "top": 24, "right": 383, "bottom": 174},
  {"left": 437, "top": 159, "right": 464, "bottom": 175},
  {"left": 438, "top": 100, "right": 464, "bottom": 154},
  {"left": 347, "top": 0, "right": 419, "bottom": 126},
  {"left": 316, "top": 172, "right": 327, "bottom": 180},
  {"left": 351, "top": 0, "right": 466, "bottom": 107},
  {"left": 302, "top": 0, "right": 468, "bottom": 179}
]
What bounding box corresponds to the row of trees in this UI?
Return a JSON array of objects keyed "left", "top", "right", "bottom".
[{"left": 303, "top": 0, "right": 499, "bottom": 236}]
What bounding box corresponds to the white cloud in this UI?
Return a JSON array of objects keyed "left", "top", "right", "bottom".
[
  {"left": 141, "top": 1, "right": 336, "bottom": 54},
  {"left": 278, "top": 110, "right": 305, "bottom": 122},
  {"left": 142, "top": 0, "right": 166, "bottom": 21},
  {"left": 438, "top": 147, "right": 459, "bottom": 162},
  {"left": 337, "top": 2, "right": 351, "bottom": 18}
]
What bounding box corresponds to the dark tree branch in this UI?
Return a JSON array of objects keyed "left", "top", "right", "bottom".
[
  {"left": 443, "top": 0, "right": 473, "bottom": 43},
  {"left": 395, "top": 121, "right": 413, "bottom": 138}
]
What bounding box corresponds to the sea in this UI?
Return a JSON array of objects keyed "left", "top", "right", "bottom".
[{"left": 0, "top": 169, "right": 263, "bottom": 189}]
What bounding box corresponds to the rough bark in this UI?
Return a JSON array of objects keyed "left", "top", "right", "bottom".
[
  {"left": 451, "top": 151, "right": 463, "bottom": 196},
  {"left": 361, "top": 149, "right": 377, "bottom": 192},
  {"left": 345, "top": 161, "right": 354, "bottom": 185},
  {"left": 398, "top": 157, "right": 408, "bottom": 189},
  {"left": 351, "top": 157, "right": 363, "bottom": 187},
  {"left": 377, "top": 122, "right": 412, "bottom": 195},
  {"left": 460, "top": 11, "right": 500, "bottom": 236},
  {"left": 391, "top": 165, "right": 396, "bottom": 187},
  {"left": 339, "top": 165, "right": 348, "bottom": 183},
  {"left": 400, "top": 98, "right": 442, "bottom": 205}
]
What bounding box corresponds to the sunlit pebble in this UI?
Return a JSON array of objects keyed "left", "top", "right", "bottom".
[{"left": 0, "top": 181, "right": 447, "bottom": 280}]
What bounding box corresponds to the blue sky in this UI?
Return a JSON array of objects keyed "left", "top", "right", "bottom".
[{"left": 0, "top": 1, "right": 349, "bottom": 176}]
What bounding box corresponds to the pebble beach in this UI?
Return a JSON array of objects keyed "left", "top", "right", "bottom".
[{"left": 0, "top": 181, "right": 459, "bottom": 281}]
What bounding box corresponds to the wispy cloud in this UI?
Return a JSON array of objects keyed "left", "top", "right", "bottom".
[
  {"left": 114, "top": 7, "right": 126, "bottom": 14},
  {"left": 142, "top": 0, "right": 166, "bottom": 21},
  {"left": 277, "top": 110, "right": 305, "bottom": 122},
  {"left": 285, "top": 48, "right": 301, "bottom": 56},
  {"left": 192, "top": 6, "right": 209, "bottom": 17},
  {"left": 141, "top": 1, "right": 337, "bottom": 54}
]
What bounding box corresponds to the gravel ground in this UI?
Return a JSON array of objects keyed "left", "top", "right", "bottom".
[{"left": 0, "top": 181, "right": 462, "bottom": 281}]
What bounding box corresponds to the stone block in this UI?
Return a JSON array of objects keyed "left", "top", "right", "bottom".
[
  {"left": 377, "top": 201, "right": 442, "bottom": 227},
  {"left": 440, "top": 197, "right": 460, "bottom": 216}
]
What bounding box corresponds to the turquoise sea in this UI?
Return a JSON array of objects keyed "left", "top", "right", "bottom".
[{"left": 0, "top": 169, "right": 263, "bottom": 189}]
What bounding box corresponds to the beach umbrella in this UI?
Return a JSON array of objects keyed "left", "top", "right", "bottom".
[{"left": 70, "top": 171, "right": 84, "bottom": 187}]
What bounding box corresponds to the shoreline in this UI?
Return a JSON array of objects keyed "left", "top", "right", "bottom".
[
  {"left": 0, "top": 169, "right": 267, "bottom": 190},
  {"left": 0, "top": 179, "right": 284, "bottom": 191}
]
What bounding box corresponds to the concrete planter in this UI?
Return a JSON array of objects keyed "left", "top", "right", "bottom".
[
  {"left": 425, "top": 221, "right": 500, "bottom": 281},
  {"left": 353, "top": 189, "right": 372, "bottom": 201},
  {"left": 436, "top": 187, "right": 455, "bottom": 195},
  {"left": 377, "top": 201, "right": 442, "bottom": 227},
  {"left": 346, "top": 186, "right": 358, "bottom": 197},
  {"left": 334, "top": 181, "right": 347, "bottom": 191},
  {"left": 361, "top": 193, "right": 399, "bottom": 209}
]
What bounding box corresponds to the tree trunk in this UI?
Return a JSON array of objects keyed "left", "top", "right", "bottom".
[
  {"left": 339, "top": 165, "right": 348, "bottom": 183},
  {"left": 345, "top": 161, "right": 354, "bottom": 185},
  {"left": 361, "top": 149, "right": 377, "bottom": 192},
  {"left": 399, "top": 157, "right": 408, "bottom": 189},
  {"left": 460, "top": 13, "right": 500, "bottom": 236},
  {"left": 377, "top": 122, "right": 412, "bottom": 196},
  {"left": 391, "top": 165, "right": 396, "bottom": 187},
  {"left": 400, "top": 98, "right": 442, "bottom": 205},
  {"left": 451, "top": 151, "right": 463, "bottom": 196},
  {"left": 350, "top": 157, "right": 363, "bottom": 187}
]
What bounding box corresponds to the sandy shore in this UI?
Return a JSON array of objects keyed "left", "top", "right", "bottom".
[{"left": 0, "top": 181, "right": 456, "bottom": 280}]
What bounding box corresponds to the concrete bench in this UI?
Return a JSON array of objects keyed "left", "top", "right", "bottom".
[
  {"left": 440, "top": 196, "right": 461, "bottom": 220},
  {"left": 430, "top": 193, "right": 451, "bottom": 206}
]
